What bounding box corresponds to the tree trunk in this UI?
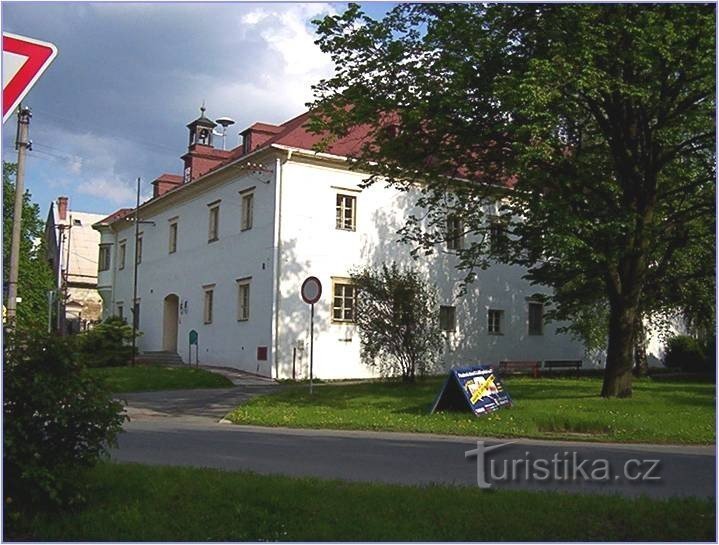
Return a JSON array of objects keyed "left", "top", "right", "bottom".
[
  {"left": 633, "top": 315, "right": 649, "bottom": 377},
  {"left": 601, "top": 295, "right": 639, "bottom": 398}
]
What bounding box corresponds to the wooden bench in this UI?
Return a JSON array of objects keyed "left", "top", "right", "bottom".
[
  {"left": 543, "top": 360, "right": 582, "bottom": 376},
  {"left": 498, "top": 360, "right": 541, "bottom": 378}
]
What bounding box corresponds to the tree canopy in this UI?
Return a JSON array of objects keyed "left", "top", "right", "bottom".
[
  {"left": 3, "top": 161, "right": 54, "bottom": 330},
  {"left": 309, "top": 3, "right": 715, "bottom": 397}
]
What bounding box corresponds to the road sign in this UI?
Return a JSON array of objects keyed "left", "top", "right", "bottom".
[
  {"left": 3, "top": 33, "right": 57, "bottom": 122},
  {"left": 300, "top": 276, "right": 322, "bottom": 394},
  {"left": 301, "top": 276, "right": 322, "bottom": 304}
]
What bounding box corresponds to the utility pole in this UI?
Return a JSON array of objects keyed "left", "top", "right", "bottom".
[
  {"left": 131, "top": 177, "right": 140, "bottom": 366},
  {"left": 6, "top": 105, "right": 32, "bottom": 328}
]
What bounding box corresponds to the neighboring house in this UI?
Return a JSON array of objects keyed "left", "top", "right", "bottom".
[
  {"left": 45, "top": 196, "right": 105, "bottom": 334},
  {"left": 93, "top": 106, "right": 589, "bottom": 379}
]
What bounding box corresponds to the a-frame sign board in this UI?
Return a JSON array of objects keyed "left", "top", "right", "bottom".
[{"left": 430, "top": 366, "right": 512, "bottom": 416}]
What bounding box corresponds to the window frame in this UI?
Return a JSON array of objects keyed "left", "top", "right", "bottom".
[
  {"left": 237, "top": 277, "right": 251, "bottom": 321},
  {"left": 335, "top": 193, "right": 357, "bottom": 231},
  {"left": 203, "top": 285, "right": 215, "bottom": 324},
  {"left": 528, "top": 300, "right": 544, "bottom": 336},
  {"left": 168, "top": 220, "right": 178, "bottom": 254},
  {"left": 118, "top": 241, "right": 126, "bottom": 270},
  {"left": 488, "top": 309, "right": 504, "bottom": 335},
  {"left": 136, "top": 234, "right": 143, "bottom": 265},
  {"left": 98, "top": 244, "right": 111, "bottom": 272},
  {"left": 446, "top": 214, "right": 464, "bottom": 251},
  {"left": 240, "top": 189, "right": 254, "bottom": 231},
  {"left": 207, "top": 201, "right": 221, "bottom": 242},
  {"left": 439, "top": 305, "right": 457, "bottom": 332},
  {"left": 331, "top": 277, "right": 356, "bottom": 323}
]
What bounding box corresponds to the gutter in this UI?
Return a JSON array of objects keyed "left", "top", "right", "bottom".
[{"left": 270, "top": 149, "right": 292, "bottom": 379}]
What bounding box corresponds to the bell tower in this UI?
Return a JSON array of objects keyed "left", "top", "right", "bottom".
[{"left": 182, "top": 104, "right": 222, "bottom": 183}]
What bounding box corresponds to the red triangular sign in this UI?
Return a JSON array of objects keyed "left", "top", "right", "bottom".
[{"left": 2, "top": 33, "right": 57, "bottom": 122}]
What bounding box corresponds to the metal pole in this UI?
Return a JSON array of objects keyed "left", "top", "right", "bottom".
[
  {"left": 309, "top": 303, "right": 314, "bottom": 394},
  {"left": 6, "top": 105, "right": 32, "bottom": 328},
  {"left": 131, "top": 177, "right": 140, "bottom": 366},
  {"left": 47, "top": 290, "right": 54, "bottom": 334}
]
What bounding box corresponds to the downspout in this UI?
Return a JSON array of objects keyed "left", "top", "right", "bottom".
[{"left": 271, "top": 150, "right": 291, "bottom": 379}]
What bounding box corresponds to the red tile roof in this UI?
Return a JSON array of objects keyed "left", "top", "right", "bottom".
[{"left": 95, "top": 208, "right": 133, "bottom": 226}]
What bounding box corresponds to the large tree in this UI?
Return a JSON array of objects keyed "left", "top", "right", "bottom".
[
  {"left": 309, "top": 4, "right": 715, "bottom": 397},
  {"left": 3, "top": 161, "right": 54, "bottom": 330}
]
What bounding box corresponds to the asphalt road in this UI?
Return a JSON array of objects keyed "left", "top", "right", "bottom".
[{"left": 112, "top": 414, "right": 715, "bottom": 499}]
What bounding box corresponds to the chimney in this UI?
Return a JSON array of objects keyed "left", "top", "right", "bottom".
[
  {"left": 152, "top": 174, "right": 183, "bottom": 198},
  {"left": 57, "top": 196, "right": 68, "bottom": 220}
]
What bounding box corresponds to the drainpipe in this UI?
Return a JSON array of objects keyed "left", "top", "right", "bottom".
[{"left": 270, "top": 151, "right": 291, "bottom": 379}]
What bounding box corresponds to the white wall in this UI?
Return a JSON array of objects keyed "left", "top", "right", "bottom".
[
  {"left": 275, "top": 158, "right": 586, "bottom": 380},
  {"left": 109, "top": 164, "right": 277, "bottom": 376}
]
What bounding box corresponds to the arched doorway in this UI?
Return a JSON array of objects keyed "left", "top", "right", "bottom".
[{"left": 162, "top": 294, "right": 179, "bottom": 353}]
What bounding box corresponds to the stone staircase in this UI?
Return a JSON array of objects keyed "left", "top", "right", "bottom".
[{"left": 136, "top": 351, "right": 184, "bottom": 366}]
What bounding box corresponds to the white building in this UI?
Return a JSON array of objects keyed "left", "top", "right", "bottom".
[
  {"left": 45, "top": 196, "right": 105, "bottom": 333},
  {"left": 94, "top": 107, "right": 588, "bottom": 379}
]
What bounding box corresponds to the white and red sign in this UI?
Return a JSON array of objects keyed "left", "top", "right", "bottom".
[
  {"left": 301, "top": 276, "right": 322, "bottom": 305},
  {"left": 2, "top": 33, "right": 57, "bottom": 122}
]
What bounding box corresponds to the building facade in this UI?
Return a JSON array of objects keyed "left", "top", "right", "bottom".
[
  {"left": 94, "top": 108, "right": 589, "bottom": 379},
  {"left": 45, "top": 196, "right": 105, "bottom": 333}
]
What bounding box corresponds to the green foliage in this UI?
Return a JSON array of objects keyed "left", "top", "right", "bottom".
[
  {"left": 3, "top": 327, "right": 126, "bottom": 514},
  {"left": 15, "top": 462, "right": 716, "bottom": 542},
  {"left": 350, "top": 263, "right": 443, "bottom": 382},
  {"left": 310, "top": 4, "right": 715, "bottom": 397},
  {"left": 663, "top": 335, "right": 710, "bottom": 374},
  {"left": 75, "top": 316, "right": 136, "bottom": 368},
  {"left": 3, "top": 161, "right": 54, "bottom": 329},
  {"left": 227, "top": 377, "right": 715, "bottom": 444},
  {"left": 87, "top": 366, "right": 233, "bottom": 393}
]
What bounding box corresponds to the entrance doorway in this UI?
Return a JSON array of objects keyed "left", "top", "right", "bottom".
[{"left": 162, "top": 294, "right": 179, "bottom": 352}]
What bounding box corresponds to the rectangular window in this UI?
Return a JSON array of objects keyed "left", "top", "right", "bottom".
[
  {"left": 118, "top": 242, "right": 126, "bottom": 270},
  {"left": 528, "top": 301, "right": 544, "bottom": 335},
  {"left": 208, "top": 205, "right": 220, "bottom": 242},
  {"left": 446, "top": 214, "right": 463, "bottom": 251},
  {"left": 136, "top": 235, "right": 143, "bottom": 265},
  {"left": 132, "top": 300, "right": 140, "bottom": 330},
  {"left": 116, "top": 303, "right": 124, "bottom": 321},
  {"left": 241, "top": 192, "right": 254, "bottom": 231},
  {"left": 98, "top": 245, "right": 111, "bottom": 272},
  {"left": 490, "top": 218, "right": 509, "bottom": 256},
  {"left": 237, "top": 280, "right": 251, "bottom": 321},
  {"left": 204, "top": 288, "right": 214, "bottom": 324},
  {"left": 488, "top": 309, "right": 504, "bottom": 334},
  {"left": 335, "top": 194, "right": 356, "bottom": 231},
  {"left": 169, "top": 222, "right": 178, "bottom": 254},
  {"left": 439, "top": 305, "right": 456, "bottom": 332},
  {"left": 332, "top": 280, "right": 356, "bottom": 322}
]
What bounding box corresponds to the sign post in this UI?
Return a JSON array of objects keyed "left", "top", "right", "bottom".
[
  {"left": 189, "top": 329, "right": 199, "bottom": 367},
  {"left": 300, "top": 276, "right": 322, "bottom": 394}
]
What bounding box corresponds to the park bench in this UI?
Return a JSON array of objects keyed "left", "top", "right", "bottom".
[
  {"left": 498, "top": 360, "right": 541, "bottom": 378},
  {"left": 543, "top": 360, "right": 582, "bottom": 376}
]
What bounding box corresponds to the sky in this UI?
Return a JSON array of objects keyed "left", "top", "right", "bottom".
[{"left": 1, "top": 1, "right": 395, "bottom": 219}]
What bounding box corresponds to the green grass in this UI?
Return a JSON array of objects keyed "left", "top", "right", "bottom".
[
  {"left": 226, "top": 377, "right": 716, "bottom": 444},
  {"left": 87, "top": 365, "right": 233, "bottom": 393},
  {"left": 14, "top": 462, "right": 715, "bottom": 542}
]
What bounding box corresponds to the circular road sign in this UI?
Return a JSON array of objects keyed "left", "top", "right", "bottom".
[{"left": 301, "top": 276, "right": 322, "bottom": 304}]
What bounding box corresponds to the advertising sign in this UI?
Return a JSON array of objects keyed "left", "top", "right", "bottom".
[{"left": 430, "top": 366, "right": 512, "bottom": 416}]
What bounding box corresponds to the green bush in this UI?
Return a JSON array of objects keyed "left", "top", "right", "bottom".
[
  {"left": 3, "top": 327, "right": 126, "bottom": 514},
  {"left": 75, "top": 316, "right": 136, "bottom": 368},
  {"left": 663, "top": 335, "right": 706, "bottom": 373}
]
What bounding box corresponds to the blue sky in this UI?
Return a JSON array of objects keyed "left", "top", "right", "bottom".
[{"left": 1, "top": 2, "right": 395, "bottom": 218}]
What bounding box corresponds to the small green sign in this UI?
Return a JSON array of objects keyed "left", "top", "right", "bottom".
[{"left": 189, "top": 330, "right": 198, "bottom": 345}]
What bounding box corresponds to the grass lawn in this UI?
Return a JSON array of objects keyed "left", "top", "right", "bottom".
[
  {"left": 226, "top": 377, "right": 715, "bottom": 444},
  {"left": 15, "top": 462, "right": 715, "bottom": 542},
  {"left": 87, "top": 365, "right": 232, "bottom": 393}
]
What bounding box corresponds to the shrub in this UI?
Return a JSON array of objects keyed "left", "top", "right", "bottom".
[
  {"left": 75, "top": 315, "right": 136, "bottom": 368},
  {"left": 663, "top": 335, "right": 706, "bottom": 373},
  {"left": 351, "top": 263, "right": 443, "bottom": 382},
  {"left": 3, "top": 327, "right": 126, "bottom": 514}
]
